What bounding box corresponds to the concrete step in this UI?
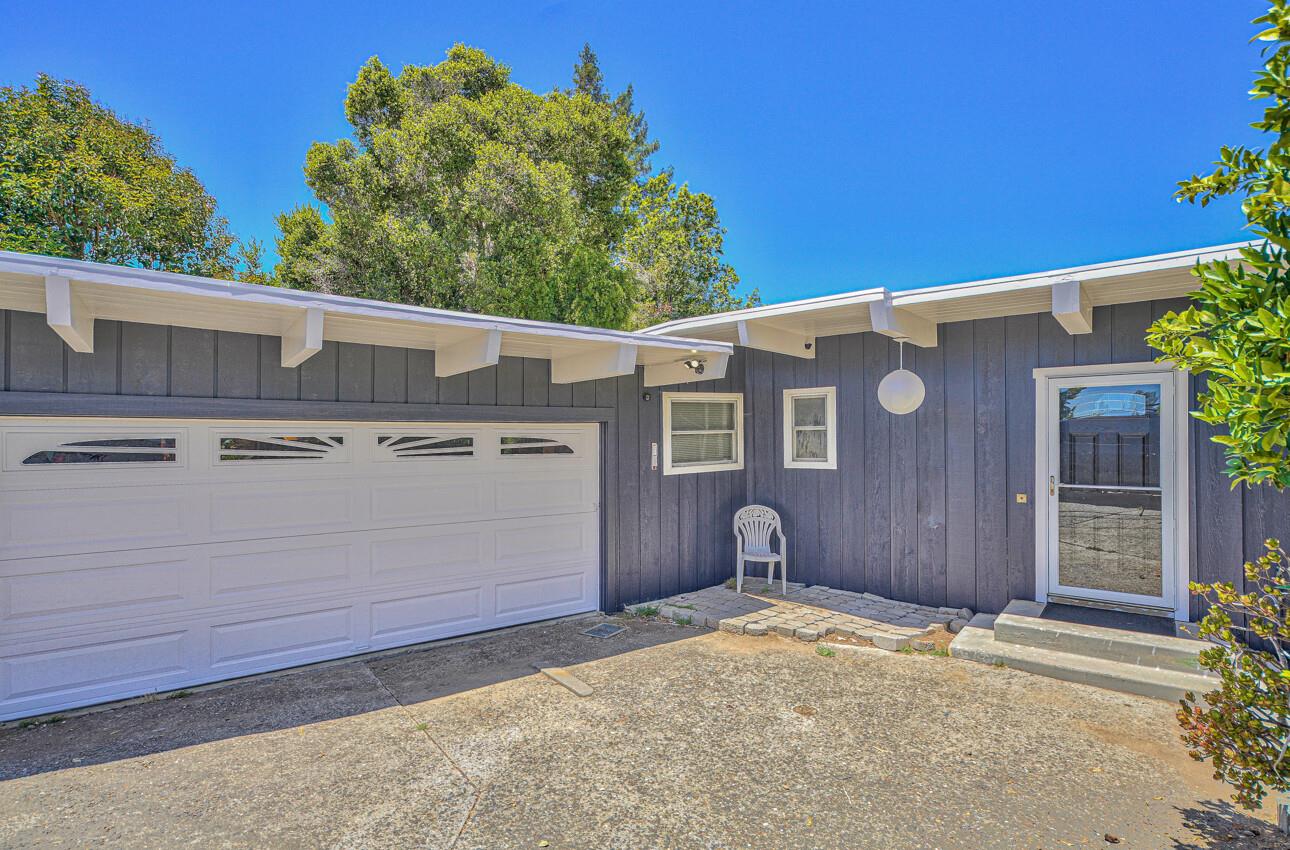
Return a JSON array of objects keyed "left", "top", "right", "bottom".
[
  {"left": 993, "top": 600, "right": 1207, "bottom": 674},
  {"left": 950, "top": 619, "right": 1217, "bottom": 704}
]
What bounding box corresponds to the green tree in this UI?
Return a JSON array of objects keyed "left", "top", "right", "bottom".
[
  {"left": 1146, "top": 5, "right": 1290, "bottom": 490},
  {"left": 0, "top": 74, "right": 243, "bottom": 277},
  {"left": 1146, "top": 1, "right": 1290, "bottom": 814},
  {"left": 276, "top": 44, "right": 755, "bottom": 328}
]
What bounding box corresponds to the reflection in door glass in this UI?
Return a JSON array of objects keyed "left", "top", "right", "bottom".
[
  {"left": 1058, "top": 488, "right": 1162, "bottom": 596},
  {"left": 1059, "top": 385, "right": 1160, "bottom": 487},
  {"left": 1057, "top": 383, "right": 1164, "bottom": 598}
]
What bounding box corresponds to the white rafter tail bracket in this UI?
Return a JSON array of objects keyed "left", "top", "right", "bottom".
[
  {"left": 280, "top": 305, "right": 325, "bottom": 367},
  {"left": 434, "top": 328, "right": 503, "bottom": 377},
  {"left": 736, "top": 319, "right": 815, "bottom": 358},
  {"left": 868, "top": 290, "right": 939, "bottom": 347},
  {"left": 642, "top": 352, "right": 729, "bottom": 386},
  {"left": 550, "top": 342, "right": 638, "bottom": 384},
  {"left": 44, "top": 273, "right": 95, "bottom": 353},
  {"left": 1051, "top": 277, "right": 1093, "bottom": 334}
]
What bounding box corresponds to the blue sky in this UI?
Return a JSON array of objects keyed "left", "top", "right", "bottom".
[{"left": 1, "top": 1, "right": 1266, "bottom": 303}]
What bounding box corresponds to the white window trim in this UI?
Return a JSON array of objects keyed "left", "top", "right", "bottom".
[
  {"left": 782, "top": 386, "right": 838, "bottom": 470},
  {"left": 661, "top": 392, "right": 744, "bottom": 475}
]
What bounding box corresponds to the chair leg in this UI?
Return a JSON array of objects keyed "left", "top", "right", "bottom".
[
  {"left": 781, "top": 555, "right": 788, "bottom": 595},
  {"left": 736, "top": 554, "right": 744, "bottom": 594},
  {"left": 765, "top": 560, "right": 775, "bottom": 589}
]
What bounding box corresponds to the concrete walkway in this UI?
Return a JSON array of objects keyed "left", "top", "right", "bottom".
[
  {"left": 631, "top": 582, "right": 970, "bottom": 650},
  {"left": 2, "top": 616, "right": 1283, "bottom": 849}
]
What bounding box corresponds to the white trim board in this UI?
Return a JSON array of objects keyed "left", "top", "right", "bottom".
[{"left": 1032, "top": 361, "right": 1191, "bottom": 620}]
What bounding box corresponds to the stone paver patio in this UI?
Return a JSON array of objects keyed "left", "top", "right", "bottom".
[{"left": 629, "top": 582, "right": 972, "bottom": 651}]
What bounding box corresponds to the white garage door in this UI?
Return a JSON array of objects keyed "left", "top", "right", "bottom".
[{"left": 0, "top": 418, "right": 601, "bottom": 720}]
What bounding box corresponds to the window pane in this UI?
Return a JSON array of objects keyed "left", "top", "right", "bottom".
[
  {"left": 671, "top": 400, "right": 735, "bottom": 432},
  {"left": 671, "top": 432, "right": 734, "bottom": 465},
  {"left": 792, "top": 396, "right": 827, "bottom": 427},
  {"left": 1058, "top": 487, "right": 1162, "bottom": 597},
  {"left": 793, "top": 428, "right": 827, "bottom": 461},
  {"left": 1059, "top": 384, "right": 1160, "bottom": 487}
]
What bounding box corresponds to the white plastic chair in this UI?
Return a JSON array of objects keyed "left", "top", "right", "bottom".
[{"left": 733, "top": 505, "right": 787, "bottom": 594}]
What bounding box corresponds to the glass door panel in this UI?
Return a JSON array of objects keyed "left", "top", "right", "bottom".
[{"left": 1051, "top": 382, "right": 1168, "bottom": 605}]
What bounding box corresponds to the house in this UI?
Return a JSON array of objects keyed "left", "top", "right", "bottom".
[{"left": 0, "top": 242, "right": 1281, "bottom": 721}]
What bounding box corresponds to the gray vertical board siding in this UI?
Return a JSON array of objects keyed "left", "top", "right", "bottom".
[
  {"left": 973, "top": 317, "right": 1009, "bottom": 615},
  {"left": 68, "top": 320, "right": 119, "bottom": 394},
  {"left": 170, "top": 328, "right": 216, "bottom": 398},
  {"left": 496, "top": 357, "right": 523, "bottom": 405},
  {"left": 1004, "top": 314, "right": 1038, "bottom": 603},
  {"left": 915, "top": 328, "right": 947, "bottom": 607},
  {"left": 372, "top": 347, "right": 408, "bottom": 404},
  {"left": 815, "top": 336, "right": 844, "bottom": 590},
  {"left": 943, "top": 320, "right": 978, "bottom": 610},
  {"left": 890, "top": 341, "right": 919, "bottom": 602},
  {"left": 407, "top": 350, "right": 437, "bottom": 404},
  {"left": 337, "top": 344, "right": 374, "bottom": 403},
  {"left": 8, "top": 310, "right": 66, "bottom": 392},
  {"left": 259, "top": 337, "right": 301, "bottom": 401},
  {"left": 299, "top": 341, "right": 339, "bottom": 402},
  {"left": 120, "top": 323, "right": 170, "bottom": 396},
  {"left": 572, "top": 380, "right": 597, "bottom": 408},
  {"left": 615, "top": 371, "right": 641, "bottom": 605},
  {"left": 216, "top": 331, "right": 259, "bottom": 399},
  {"left": 838, "top": 332, "right": 867, "bottom": 592},
  {"left": 439, "top": 371, "right": 469, "bottom": 405},
  {"left": 523, "top": 359, "right": 550, "bottom": 407},
  {"left": 0, "top": 311, "right": 7, "bottom": 390},
  {"left": 638, "top": 374, "right": 662, "bottom": 602},
  {"left": 862, "top": 335, "right": 893, "bottom": 597},
  {"left": 548, "top": 376, "right": 572, "bottom": 407},
  {"left": 793, "top": 353, "right": 820, "bottom": 586},
  {"left": 468, "top": 363, "right": 498, "bottom": 406}
]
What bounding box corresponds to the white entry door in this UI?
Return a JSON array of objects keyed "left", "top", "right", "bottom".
[
  {"left": 1036, "top": 364, "right": 1189, "bottom": 617},
  {"left": 0, "top": 418, "right": 601, "bottom": 720}
]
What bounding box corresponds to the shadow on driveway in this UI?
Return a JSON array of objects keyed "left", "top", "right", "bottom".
[{"left": 0, "top": 615, "right": 693, "bottom": 781}]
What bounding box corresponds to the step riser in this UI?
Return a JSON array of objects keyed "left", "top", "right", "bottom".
[
  {"left": 950, "top": 627, "right": 1217, "bottom": 704},
  {"left": 994, "top": 619, "right": 1205, "bottom": 672}
]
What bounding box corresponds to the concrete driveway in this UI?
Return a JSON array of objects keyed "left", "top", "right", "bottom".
[{"left": 0, "top": 616, "right": 1283, "bottom": 850}]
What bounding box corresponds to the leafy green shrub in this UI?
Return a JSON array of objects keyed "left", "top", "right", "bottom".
[{"left": 1179, "top": 540, "right": 1290, "bottom": 809}]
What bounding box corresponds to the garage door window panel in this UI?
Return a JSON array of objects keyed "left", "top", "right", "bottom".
[
  {"left": 216, "top": 435, "right": 347, "bottom": 464},
  {"left": 376, "top": 434, "right": 476, "bottom": 460},
  {"left": 21, "top": 436, "right": 180, "bottom": 466},
  {"left": 500, "top": 436, "right": 576, "bottom": 456}
]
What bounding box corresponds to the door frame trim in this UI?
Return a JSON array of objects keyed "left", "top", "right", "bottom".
[{"left": 1031, "top": 361, "right": 1191, "bottom": 620}]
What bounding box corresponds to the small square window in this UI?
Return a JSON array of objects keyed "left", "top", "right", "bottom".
[
  {"left": 784, "top": 387, "right": 837, "bottom": 469},
  {"left": 662, "top": 392, "right": 744, "bottom": 475}
]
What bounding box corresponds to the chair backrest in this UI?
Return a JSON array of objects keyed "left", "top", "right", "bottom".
[{"left": 733, "top": 505, "right": 782, "bottom": 549}]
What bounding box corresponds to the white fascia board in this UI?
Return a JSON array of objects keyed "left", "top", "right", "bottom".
[
  {"left": 0, "top": 251, "right": 731, "bottom": 359},
  {"left": 643, "top": 288, "right": 887, "bottom": 338},
  {"left": 643, "top": 353, "right": 730, "bottom": 387},
  {"left": 434, "top": 329, "right": 503, "bottom": 377},
  {"left": 550, "top": 343, "right": 638, "bottom": 384},
  {"left": 44, "top": 274, "right": 95, "bottom": 353},
  {"left": 868, "top": 290, "right": 938, "bottom": 347},
  {"left": 281, "top": 305, "right": 325, "bottom": 367},
  {"left": 1050, "top": 277, "right": 1093, "bottom": 335},
  {"left": 736, "top": 320, "right": 816, "bottom": 358}
]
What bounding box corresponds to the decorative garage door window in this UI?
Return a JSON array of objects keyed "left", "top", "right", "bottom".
[
  {"left": 22, "top": 436, "right": 179, "bottom": 465},
  {"left": 217, "top": 435, "right": 346, "bottom": 463},
  {"left": 500, "top": 436, "right": 575, "bottom": 456},
  {"left": 375, "top": 434, "right": 475, "bottom": 459}
]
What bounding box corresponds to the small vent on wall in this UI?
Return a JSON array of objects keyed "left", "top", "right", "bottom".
[
  {"left": 375, "top": 434, "right": 475, "bottom": 459},
  {"left": 500, "top": 436, "right": 575, "bottom": 456},
  {"left": 218, "top": 435, "right": 344, "bottom": 463},
  {"left": 22, "top": 437, "right": 179, "bottom": 465}
]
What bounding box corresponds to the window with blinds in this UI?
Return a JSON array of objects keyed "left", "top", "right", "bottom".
[{"left": 663, "top": 393, "right": 743, "bottom": 474}]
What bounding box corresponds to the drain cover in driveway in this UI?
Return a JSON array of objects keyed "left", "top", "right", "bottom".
[{"left": 581, "top": 623, "right": 626, "bottom": 639}]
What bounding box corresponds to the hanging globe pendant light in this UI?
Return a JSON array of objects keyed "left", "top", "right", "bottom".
[{"left": 877, "top": 340, "right": 925, "bottom": 415}]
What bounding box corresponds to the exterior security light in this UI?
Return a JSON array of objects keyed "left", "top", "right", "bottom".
[{"left": 683, "top": 358, "right": 705, "bottom": 375}]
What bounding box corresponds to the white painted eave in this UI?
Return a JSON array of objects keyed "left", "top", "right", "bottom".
[
  {"left": 0, "top": 251, "right": 733, "bottom": 385},
  {"left": 642, "top": 242, "right": 1252, "bottom": 351}
]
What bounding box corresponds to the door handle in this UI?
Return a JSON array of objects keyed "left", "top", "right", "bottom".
[{"left": 1049, "top": 475, "right": 1055, "bottom": 496}]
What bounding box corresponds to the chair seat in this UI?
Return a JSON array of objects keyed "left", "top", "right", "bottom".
[{"left": 741, "top": 549, "right": 781, "bottom": 562}]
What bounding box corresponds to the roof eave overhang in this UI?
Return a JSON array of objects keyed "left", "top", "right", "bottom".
[{"left": 0, "top": 251, "right": 733, "bottom": 387}]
